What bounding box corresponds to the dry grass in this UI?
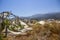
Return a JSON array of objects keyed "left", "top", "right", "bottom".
[{"left": 3, "top": 20, "right": 60, "bottom": 40}]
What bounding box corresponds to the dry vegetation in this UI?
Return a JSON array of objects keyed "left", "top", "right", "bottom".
[
  {"left": 1, "top": 11, "right": 60, "bottom": 40},
  {"left": 3, "top": 20, "right": 60, "bottom": 40}
]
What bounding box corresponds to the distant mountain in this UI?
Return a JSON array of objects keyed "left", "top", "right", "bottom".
[{"left": 20, "top": 12, "right": 60, "bottom": 20}]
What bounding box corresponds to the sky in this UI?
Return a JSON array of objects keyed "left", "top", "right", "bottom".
[{"left": 0, "top": 0, "right": 60, "bottom": 17}]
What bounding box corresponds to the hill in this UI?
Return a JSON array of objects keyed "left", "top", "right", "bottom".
[{"left": 20, "top": 12, "right": 60, "bottom": 20}]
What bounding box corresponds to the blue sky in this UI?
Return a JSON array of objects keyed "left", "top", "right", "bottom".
[{"left": 0, "top": 0, "right": 60, "bottom": 17}]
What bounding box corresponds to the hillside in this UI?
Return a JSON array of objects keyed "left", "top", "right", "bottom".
[{"left": 20, "top": 12, "right": 60, "bottom": 20}]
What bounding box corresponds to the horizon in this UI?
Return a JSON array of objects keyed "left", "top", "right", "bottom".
[
  {"left": 20, "top": 12, "right": 60, "bottom": 17},
  {"left": 0, "top": 0, "right": 60, "bottom": 17}
]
